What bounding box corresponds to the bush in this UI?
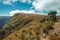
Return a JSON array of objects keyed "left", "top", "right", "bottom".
[
  {"left": 48, "top": 11, "right": 57, "bottom": 22},
  {"left": 43, "top": 29, "right": 48, "bottom": 34},
  {"left": 0, "top": 30, "right": 6, "bottom": 40},
  {"left": 47, "top": 25, "right": 54, "bottom": 30},
  {"left": 43, "top": 25, "right": 53, "bottom": 34}
]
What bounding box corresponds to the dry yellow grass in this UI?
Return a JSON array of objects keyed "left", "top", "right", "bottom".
[{"left": 2, "top": 13, "right": 60, "bottom": 40}]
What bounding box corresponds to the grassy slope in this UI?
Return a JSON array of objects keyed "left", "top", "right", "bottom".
[{"left": 2, "top": 13, "right": 60, "bottom": 40}]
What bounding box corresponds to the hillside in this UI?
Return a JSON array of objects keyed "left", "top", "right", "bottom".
[{"left": 0, "top": 12, "right": 60, "bottom": 40}]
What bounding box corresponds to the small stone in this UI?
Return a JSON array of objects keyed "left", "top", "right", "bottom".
[{"left": 43, "top": 34, "right": 46, "bottom": 38}]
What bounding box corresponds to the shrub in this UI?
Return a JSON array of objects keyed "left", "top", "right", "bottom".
[
  {"left": 0, "top": 30, "right": 6, "bottom": 40},
  {"left": 48, "top": 11, "right": 57, "bottom": 22},
  {"left": 47, "top": 25, "right": 54, "bottom": 30},
  {"left": 29, "top": 32, "right": 32, "bottom": 35},
  {"left": 43, "top": 29, "right": 48, "bottom": 34}
]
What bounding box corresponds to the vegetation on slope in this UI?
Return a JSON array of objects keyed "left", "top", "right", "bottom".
[{"left": 0, "top": 11, "right": 60, "bottom": 40}]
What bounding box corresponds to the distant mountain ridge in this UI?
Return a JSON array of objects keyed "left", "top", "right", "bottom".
[{"left": 0, "top": 16, "right": 10, "bottom": 29}]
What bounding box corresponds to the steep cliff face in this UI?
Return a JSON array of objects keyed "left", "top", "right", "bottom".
[{"left": 0, "top": 13, "right": 60, "bottom": 40}]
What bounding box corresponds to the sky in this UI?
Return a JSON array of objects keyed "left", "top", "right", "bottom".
[{"left": 0, "top": 0, "right": 60, "bottom": 16}]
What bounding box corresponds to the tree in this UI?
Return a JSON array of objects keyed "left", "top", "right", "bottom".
[{"left": 48, "top": 11, "right": 57, "bottom": 22}]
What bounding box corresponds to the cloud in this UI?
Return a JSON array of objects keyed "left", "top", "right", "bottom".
[
  {"left": 32, "top": 0, "right": 60, "bottom": 14},
  {"left": 20, "top": 0, "right": 32, "bottom": 3},
  {"left": 2, "top": 0, "right": 32, "bottom": 5},
  {"left": 32, "top": 0, "right": 53, "bottom": 11},
  {"left": 9, "top": 10, "right": 35, "bottom": 16},
  {"left": 3, "top": 0, "right": 11, "bottom": 5},
  {"left": 44, "top": 0, "right": 60, "bottom": 13},
  {"left": 1, "top": 0, "right": 60, "bottom": 15},
  {"left": 3, "top": 0, "right": 18, "bottom": 5}
]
